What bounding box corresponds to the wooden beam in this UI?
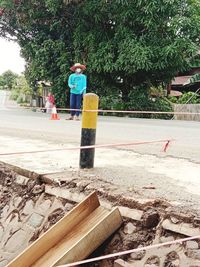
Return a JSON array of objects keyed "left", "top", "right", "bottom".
[
  {"left": 7, "top": 192, "right": 122, "bottom": 267},
  {"left": 7, "top": 192, "right": 100, "bottom": 267}
]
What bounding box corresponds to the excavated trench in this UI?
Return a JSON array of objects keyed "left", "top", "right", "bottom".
[{"left": 0, "top": 162, "right": 200, "bottom": 267}]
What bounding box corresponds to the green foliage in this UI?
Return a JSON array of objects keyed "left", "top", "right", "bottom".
[
  {"left": 100, "top": 86, "right": 173, "bottom": 119},
  {"left": 0, "top": 70, "right": 18, "bottom": 90},
  {"left": 73, "top": 0, "right": 200, "bottom": 100},
  {"left": 178, "top": 92, "right": 200, "bottom": 104},
  {"left": 11, "top": 75, "right": 33, "bottom": 103},
  {"left": 0, "top": 0, "right": 200, "bottom": 111},
  {"left": 190, "top": 74, "right": 200, "bottom": 83},
  {"left": 169, "top": 91, "right": 200, "bottom": 104}
]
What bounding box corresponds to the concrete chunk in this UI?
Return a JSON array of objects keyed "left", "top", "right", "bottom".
[
  {"left": 118, "top": 206, "right": 143, "bottom": 221},
  {"left": 45, "top": 185, "right": 85, "bottom": 203},
  {"left": 114, "top": 259, "right": 131, "bottom": 267},
  {"left": 15, "top": 175, "right": 29, "bottom": 186},
  {"left": 162, "top": 219, "right": 200, "bottom": 236},
  {"left": 186, "top": 241, "right": 199, "bottom": 249}
]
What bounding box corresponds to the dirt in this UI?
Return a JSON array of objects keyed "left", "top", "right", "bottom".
[
  {"left": 1, "top": 163, "right": 200, "bottom": 267},
  {"left": 0, "top": 163, "right": 68, "bottom": 229}
]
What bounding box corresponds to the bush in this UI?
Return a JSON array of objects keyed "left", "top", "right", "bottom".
[
  {"left": 10, "top": 89, "right": 19, "bottom": 101},
  {"left": 169, "top": 91, "right": 200, "bottom": 104},
  {"left": 178, "top": 92, "right": 200, "bottom": 104},
  {"left": 17, "top": 95, "right": 25, "bottom": 104},
  {"left": 99, "top": 87, "right": 173, "bottom": 119}
]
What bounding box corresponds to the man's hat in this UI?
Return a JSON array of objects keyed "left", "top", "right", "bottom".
[{"left": 70, "top": 63, "right": 86, "bottom": 72}]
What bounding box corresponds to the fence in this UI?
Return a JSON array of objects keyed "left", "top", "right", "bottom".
[{"left": 174, "top": 104, "right": 200, "bottom": 121}]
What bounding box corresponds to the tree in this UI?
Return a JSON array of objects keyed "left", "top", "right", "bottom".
[
  {"left": 0, "top": 0, "right": 77, "bottom": 106},
  {"left": 11, "top": 75, "right": 33, "bottom": 103},
  {"left": 0, "top": 0, "right": 200, "bottom": 105},
  {"left": 0, "top": 70, "right": 18, "bottom": 89},
  {"left": 73, "top": 0, "right": 200, "bottom": 99}
]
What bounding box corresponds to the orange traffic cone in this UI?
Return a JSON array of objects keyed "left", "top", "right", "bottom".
[{"left": 50, "top": 106, "right": 60, "bottom": 120}]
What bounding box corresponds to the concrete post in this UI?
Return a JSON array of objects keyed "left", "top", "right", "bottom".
[{"left": 80, "top": 93, "right": 99, "bottom": 169}]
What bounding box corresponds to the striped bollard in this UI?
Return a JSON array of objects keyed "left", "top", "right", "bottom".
[{"left": 80, "top": 93, "right": 99, "bottom": 169}]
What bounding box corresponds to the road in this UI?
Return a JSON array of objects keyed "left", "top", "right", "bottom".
[
  {"left": 0, "top": 90, "right": 200, "bottom": 212},
  {"left": 0, "top": 90, "right": 8, "bottom": 110}
]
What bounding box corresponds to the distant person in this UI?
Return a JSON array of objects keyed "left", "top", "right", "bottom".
[
  {"left": 45, "top": 92, "right": 55, "bottom": 113},
  {"left": 67, "top": 63, "right": 87, "bottom": 120}
]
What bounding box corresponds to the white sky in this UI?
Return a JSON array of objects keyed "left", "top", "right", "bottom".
[{"left": 0, "top": 38, "right": 25, "bottom": 75}]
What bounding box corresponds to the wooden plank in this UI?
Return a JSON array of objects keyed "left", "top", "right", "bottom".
[
  {"left": 53, "top": 207, "right": 122, "bottom": 267},
  {"left": 32, "top": 206, "right": 109, "bottom": 267},
  {"left": 7, "top": 191, "right": 100, "bottom": 267},
  {"left": 32, "top": 207, "right": 122, "bottom": 267}
]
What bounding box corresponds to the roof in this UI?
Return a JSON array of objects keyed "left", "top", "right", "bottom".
[
  {"left": 169, "top": 90, "right": 182, "bottom": 97},
  {"left": 171, "top": 76, "right": 192, "bottom": 86}
]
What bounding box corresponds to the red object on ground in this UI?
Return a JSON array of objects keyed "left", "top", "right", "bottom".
[
  {"left": 50, "top": 106, "right": 60, "bottom": 120},
  {"left": 163, "top": 140, "right": 170, "bottom": 152}
]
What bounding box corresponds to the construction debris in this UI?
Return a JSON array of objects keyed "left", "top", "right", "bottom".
[{"left": 1, "top": 164, "right": 200, "bottom": 267}]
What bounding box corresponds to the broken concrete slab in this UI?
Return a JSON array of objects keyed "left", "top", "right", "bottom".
[
  {"left": 162, "top": 219, "right": 200, "bottom": 236},
  {"left": 186, "top": 240, "right": 199, "bottom": 250},
  {"left": 117, "top": 206, "right": 143, "bottom": 221},
  {"left": 45, "top": 185, "right": 86, "bottom": 203},
  {"left": 15, "top": 175, "right": 29, "bottom": 186}
]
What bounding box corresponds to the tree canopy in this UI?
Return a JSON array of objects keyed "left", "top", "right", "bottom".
[
  {"left": 0, "top": 0, "right": 200, "bottom": 106},
  {"left": 0, "top": 70, "right": 18, "bottom": 89}
]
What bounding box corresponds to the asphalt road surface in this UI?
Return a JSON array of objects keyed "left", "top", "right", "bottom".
[{"left": 0, "top": 90, "right": 200, "bottom": 212}]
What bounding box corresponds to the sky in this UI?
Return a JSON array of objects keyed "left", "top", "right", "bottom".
[{"left": 0, "top": 37, "right": 25, "bottom": 75}]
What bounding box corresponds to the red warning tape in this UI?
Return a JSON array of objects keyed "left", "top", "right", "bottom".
[
  {"left": 0, "top": 139, "right": 172, "bottom": 156},
  {"left": 58, "top": 235, "right": 200, "bottom": 267},
  {"left": 35, "top": 106, "right": 200, "bottom": 115},
  {"left": 47, "top": 107, "right": 200, "bottom": 116}
]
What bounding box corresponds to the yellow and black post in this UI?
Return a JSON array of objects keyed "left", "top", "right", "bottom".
[{"left": 80, "top": 93, "right": 99, "bottom": 169}]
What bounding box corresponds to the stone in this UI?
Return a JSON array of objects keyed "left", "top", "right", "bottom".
[
  {"left": 186, "top": 241, "right": 199, "bottom": 250},
  {"left": 23, "top": 200, "right": 34, "bottom": 216},
  {"left": 1, "top": 205, "right": 9, "bottom": 218},
  {"left": 130, "top": 250, "right": 146, "bottom": 260},
  {"left": 32, "top": 184, "right": 45, "bottom": 194},
  {"left": 64, "top": 203, "right": 74, "bottom": 212},
  {"left": 37, "top": 199, "right": 52, "bottom": 214},
  {"left": 117, "top": 206, "right": 143, "bottom": 221},
  {"left": 194, "top": 217, "right": 200, "bottom": 227},
  {"left": 15, "top": 175, "right": 29, "bottom": 186},
  {"left": 76, "top": 180, "right": 90, "bottom": 191},
  {"left": 162, "top": 219, "right": 200, "bottom": 236},
  {"left": 4, "top": 177, "right": 12, "bottom": 186},
  {"left": 123, "top": 222, "right": 136, "bottom": 235},
  {"left": 144, "top": 265, "right": 158, "bottom": 267},
  {"left": 171, "top": 216, "right": 180, "bottom": 224},
  {"left": 171, "top": 259, "right": 180, "bottom": 266},
  {"left": 142, "top": 210, "right": 160, "bottom": 228},
  {"left": 187, "top": 249, "right": 200, "bottom": 260},
  {"left": 13, "top": 196, "right": 22, "bottom": 208},
  {"left": 100, "top": 200, "right": 112, "bottom": 210},
  {"left": 114, "top": 259, "right": 131, "bottom": 267},
  {"left": 0, "top": 225, "right": 4, "bottom": 240},
  {"left": 45, "top": 185, "right": 85, "bottom": 203},
  {"left": 27, "top": 213, "right": 44, "bottom": 228},
  {"left": 4, "top": 230, "right": 27, "bottom": 253}
]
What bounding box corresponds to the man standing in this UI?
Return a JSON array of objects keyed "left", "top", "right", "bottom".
[{"left": 67, "top": 63, "right": 87, "bottom": 120}]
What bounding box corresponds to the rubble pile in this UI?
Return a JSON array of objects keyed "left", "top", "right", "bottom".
[{"left": 0, "top": 164, "right": 200, "bottom": 267}]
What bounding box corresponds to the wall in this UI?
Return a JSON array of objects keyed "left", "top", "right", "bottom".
[{"left": 174, "top": 104, "right": 200, "bottom": 121}]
